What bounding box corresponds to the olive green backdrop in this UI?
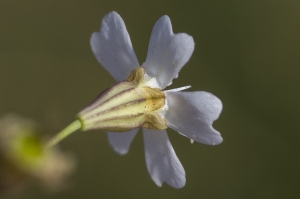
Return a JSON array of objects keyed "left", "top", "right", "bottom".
[{"left": 1, "top": 0, "right": 299, "bottom": 198}]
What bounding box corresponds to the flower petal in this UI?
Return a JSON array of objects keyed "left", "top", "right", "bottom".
[
  {"left": 142, "top": 16, "right": 194, "bottom": 89},
  {"left": 107, "top": 128, "right": 139, "bottom": 155},
  {"left": 91, "top": 11, "right": 140, "bottom": 82},
  {"left": 143, "top": 129, "right": 185, "bottom": 189},
  {"left": 165, "top": 91, "right": 223, "bottom": 145}
]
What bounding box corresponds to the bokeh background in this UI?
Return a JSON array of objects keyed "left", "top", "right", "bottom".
[{"left": 1, "top": 0, "right": 300, "bottom": 198}]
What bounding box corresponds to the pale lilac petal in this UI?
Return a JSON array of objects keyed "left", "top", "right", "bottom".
[
  {"left": 165, "top": 91, "right": 223, "bottom": 145},
  {"left": 91, "top": 11, "right": 140, "bottom": 82},
  {"left": 107, "top": 128, "right": 139, "bottom": 155},
  {"left": 142, "top": 16, "right": 194, "bottom": 89},
  {"left": 143, "top": 129, "right": 185, "bottom": 189}
]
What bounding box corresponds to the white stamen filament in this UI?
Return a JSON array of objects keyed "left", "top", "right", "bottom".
[{"left": 164, "top": 85, "right": 191, "bottom": 93}]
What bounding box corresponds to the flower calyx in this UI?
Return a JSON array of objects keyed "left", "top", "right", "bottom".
[{"left": 78, "top": 67, "right": 167, "bottom": 132}]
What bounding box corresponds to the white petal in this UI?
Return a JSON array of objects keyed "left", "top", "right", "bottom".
[
  {"left": 165, "top": 91, "right": 223, "bottom": 145},
  {"left": 91, "top": 11, "right": 140, "bottom": 82},
  {"left": 143, "top": 129, "right": 185, "bottom": 189},
  {"left": 107, "top": 128, "right": 139, "bottom": 155},
  {"left": 142, "top": 16, "right": 195, "bottom": 89}
]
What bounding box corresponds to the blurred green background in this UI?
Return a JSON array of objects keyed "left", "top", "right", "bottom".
[{"left": 1, "top": 0, "right": 300, "bottom": 198}]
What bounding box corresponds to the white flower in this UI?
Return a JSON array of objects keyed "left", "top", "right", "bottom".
[{"left": 85, "top": 11, "right": 223, "bottom": 189}]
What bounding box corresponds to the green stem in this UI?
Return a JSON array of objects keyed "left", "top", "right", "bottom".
[{"left": 46, "top": 120, "right": 82, "bottom": 148}]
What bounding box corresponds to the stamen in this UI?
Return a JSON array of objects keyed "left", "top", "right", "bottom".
[{"left": 164, "top": 85, "right": 191, "bottom": 92}]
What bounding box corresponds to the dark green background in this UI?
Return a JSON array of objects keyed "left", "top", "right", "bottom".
[{"left": 1, "top": 0, "right": 299, "bottom": 198}]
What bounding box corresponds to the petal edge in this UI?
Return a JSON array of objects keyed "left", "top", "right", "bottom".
[
  {"left": 91, "top": 11, "right": 140, "bottom": 82},
  {"left": 107, "top": 128, "right": 139, "bottom": 155},
  {"left": 143, "top": 16, "right": 195, "bottom": 89},
  {"left": 143, "top": 129, "right": 185, "bottom": 188},
  {"left": 165, "top": 91, "right": 223, "bottom": 145}
]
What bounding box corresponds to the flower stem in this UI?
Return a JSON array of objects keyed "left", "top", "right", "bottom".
[{"left": 46, "top": 120, "right": 82, "bottom": 148}]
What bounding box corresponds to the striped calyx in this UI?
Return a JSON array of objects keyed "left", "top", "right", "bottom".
[{"left": 77, "top": 67, "right": 167, "bottom": 132}]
